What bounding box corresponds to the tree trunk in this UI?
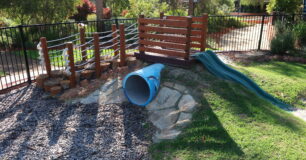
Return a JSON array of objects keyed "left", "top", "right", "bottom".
[
  {"left": 188, "top": 0, "right": 194, "bottom": 16},
  {"left": 96, "top": 0, "right": 104, "bottom": 20}
]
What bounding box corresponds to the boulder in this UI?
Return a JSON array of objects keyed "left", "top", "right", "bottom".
[
  {"left": 126, "top": 56, "right": 137, "bottom": 69},
  {"left": 80, "top": 79, "right": 89, "bottom": 87},
  {"left": 81, "top": 70, "right": 95, "bottom": 79},
  {"left": 60, "top": 80, "right": 70, "bottom": 90},
  {"left": 36, "top": 74, "right": 49, "bottom": 88},
  {"left": 44, "top": 78, "right": 62, "bottom": 92},
  {"left": 50, "top": 86, "right": 62, "bottom": 96},
  {"left": 50, "top": 70, "right": 63, "bottom": 78},
  {"left": 100, "top": 62, "right": 111, "bottom": 72},
  {"left": 111, "top": 59, "right": 120, "bottom": 70}
]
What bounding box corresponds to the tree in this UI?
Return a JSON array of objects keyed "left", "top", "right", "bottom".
[
  {"left": 267, "top": 0, "right": 302, "bottom": 14},
  {"left": 240, "top": 0, "right": 265, "bottom": 8},
  {"left": 96, "top": 0, "right": 104, "bottom": 20},
  {"left": 195, "top": 0, "right": 235, "bottom": 15},
  {"left": 124, "top": 0, "right": 169, "bottom": 18},
  {"left": 0, "top": 0, "right": 81, "bottom": 24},
  {"left": 70, "top": 0, "right": 96, "bottom": 21}
]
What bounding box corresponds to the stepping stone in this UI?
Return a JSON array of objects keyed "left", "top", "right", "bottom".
[
  {"left": 173, "top": 83, "right": 186, "bottom": 93},
  {"left": 153, "top": 129, "right": 182, "bottom": 143},
  {"left": 178, "top": 94, "right": 197, "bottom": 113},
  {"left": 163, "top": 81, "right": 174, "bottom": 88},
  {"left": 147, "top": 87, "right": 181, "bottom": 111},
  {"left": 175, "top": 112, "right": 192, "bottom": 128},
  {"left": 149, "top": 108, "right": 179, "bottom": 130}
]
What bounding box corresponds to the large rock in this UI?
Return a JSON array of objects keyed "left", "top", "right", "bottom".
[
  {"left": 81, "top": 70, "right": 95, "bottom": 79},
  {"left": 178, "top": 94, "right": 197, "bottom": 113},
  {"left": 44, "top": 78, "right": 62, "bottom": 92},
  {"left": 147, "top": 87, "right": 181, "bottom": 111},
  {"left": 36, "top": 74, "right": 49, "bottom": 88},
  {"left": 149, "top": 108, "right": 180, "bottom": 130}
]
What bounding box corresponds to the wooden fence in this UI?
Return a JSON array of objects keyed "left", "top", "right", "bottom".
[{"left": 136, "top": 13, "right": 208, "bottom": 66}]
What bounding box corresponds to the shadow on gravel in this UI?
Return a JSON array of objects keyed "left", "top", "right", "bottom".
[{"left": 0, "top": 86, "right": 153, "bottom": 159}]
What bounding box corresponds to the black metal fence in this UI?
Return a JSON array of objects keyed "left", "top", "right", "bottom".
[
  {"left": 0, "top": 14, "right": 305, "bottom": 92},
  {"left": 0, "top": 18, "right": 137, "bottom": 92}
]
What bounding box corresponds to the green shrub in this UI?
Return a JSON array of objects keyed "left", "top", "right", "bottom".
[
  {"left": 208, "top": 17, "right": 248, "bottom": 33},
  {"left": 293, "top": 22, "right": 306, "bottom": 47},
  {"left": 270, "top": 29, "right": 295, "bottom": 55}
]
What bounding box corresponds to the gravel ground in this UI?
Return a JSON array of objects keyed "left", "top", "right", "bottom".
[{"left": 0, "top": 85, "right": 154, "bottom": 160}]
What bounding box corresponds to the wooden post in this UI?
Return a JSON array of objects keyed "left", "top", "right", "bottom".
[
  {"left": 185, "top": 17, "right": 192, "bottom": 60},
  {"left": 200, "top": 13, "right": 208, "bottom": 51},
  {"left": 93, "top": 33, "right": 101, "bottom": 77},
  {"left": 119, "top": 24, "right": 126, "bottom": 66},
  {"left": 80, "top": 27, "right": 87, "bottom": 61},
  {"left": 160, "top": 12, "right": 164, "bottom": 19},
  {"left": 112, "top": 24, "right": 119, "bottom": 56},
  {"left": 40, "top": 37, "right": 51, "bottom": 77},
  {"left": 138, "top": 15, "right": 145, "bottom": 55},
  {"left": 66, "top": 42, "right": 76, "bottom": 88}
]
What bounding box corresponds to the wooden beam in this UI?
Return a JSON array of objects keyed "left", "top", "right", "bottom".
[
  {"left": 40, "top": 37, "right": 51, "bottom": 77},
  {"left": 66, "top": 42, "right": 76, "bottom": 88},
  {"left": 93, "top": 33, "right": 101, "bottom": 77}
]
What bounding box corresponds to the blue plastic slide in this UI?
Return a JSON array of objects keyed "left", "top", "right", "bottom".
[{"left": 192, "top": 50, "right": 291, "bottom": 111}]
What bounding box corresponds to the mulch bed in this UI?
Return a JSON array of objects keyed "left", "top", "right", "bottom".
[{"left": 0, "top": 85, "right": 153, "bottom": 160}]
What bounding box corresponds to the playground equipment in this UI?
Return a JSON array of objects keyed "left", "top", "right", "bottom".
[
  {"left": 192, "top": 50, "right": 291, "bottom": 111},
  {"left": 123, "top": 63, "right": 164, "bottom": 106}
]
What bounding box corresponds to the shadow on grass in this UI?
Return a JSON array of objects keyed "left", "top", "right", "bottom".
[
  {"left": 208, "top": 79, "right": 305, "bottom": 132},
  {"left": 150, "top": 98, "right": 244, "bottom": 159}
]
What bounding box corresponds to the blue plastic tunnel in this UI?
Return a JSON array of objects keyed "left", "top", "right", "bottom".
[{"left": 123, "top": 63, "right": 165, "bottom": 106}]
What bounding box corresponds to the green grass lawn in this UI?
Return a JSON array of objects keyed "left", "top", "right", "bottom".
[
  {"left": 150, "top": 61, "right": 306, "bottom": 160},
  {"left": 234, "top": 61, "right": 306, "bottom": 109}
]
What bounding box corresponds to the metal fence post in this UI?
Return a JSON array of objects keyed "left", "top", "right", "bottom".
[
  {"left": 258, "top": 15, "right": 265, "bottom": 50},
  {"left": 18, "top": 25, "right": 32, "bottom": 84}
]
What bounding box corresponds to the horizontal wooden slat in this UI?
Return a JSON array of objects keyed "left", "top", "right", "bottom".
[
  {"left": 191, "top": 43, "right": 202, "bottom": 48},
  {"left": 139, "top": 46, "right": 186, "bottom": 57},
  {"left": 139, "top": 26, "right": 188, "bottom": 35},
  {"left": 191, "top": 24, "right": 203, "bottom": 29},
  {"left": 140, "top": 39, "right": 186, "bottom": 50},
  {"left": 191, "top": 30, "right": 202, "bottom": 36},
  {"left": 192, "top": 17, "right": 204, "bottom": 22},
  {"left": 167, "top": 16, "right": 204, "bottom": 23},
  {"left": 139, "top": 33, "right": 188, "bottom": 44},
  {"left": 166, "top": 16, "right": 188, "bottom": 21},
  {"left": 191, "top": 36, "right": 202, "bottom": 42},
  {"left": 139, "top": 18, "right": 188, "bottom": 28}
]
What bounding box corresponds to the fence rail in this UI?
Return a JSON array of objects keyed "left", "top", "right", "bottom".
[{"left": 0, "top": 14, "right": 305, "bottom": 92}]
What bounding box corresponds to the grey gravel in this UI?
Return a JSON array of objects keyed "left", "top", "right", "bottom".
[{"left": 0, "top": 85, "right": 153, "bottom": 160}]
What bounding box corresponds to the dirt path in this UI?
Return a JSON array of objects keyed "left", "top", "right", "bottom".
[{"left": 216, "top": 24, "right": 274, "bottom": 51}]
